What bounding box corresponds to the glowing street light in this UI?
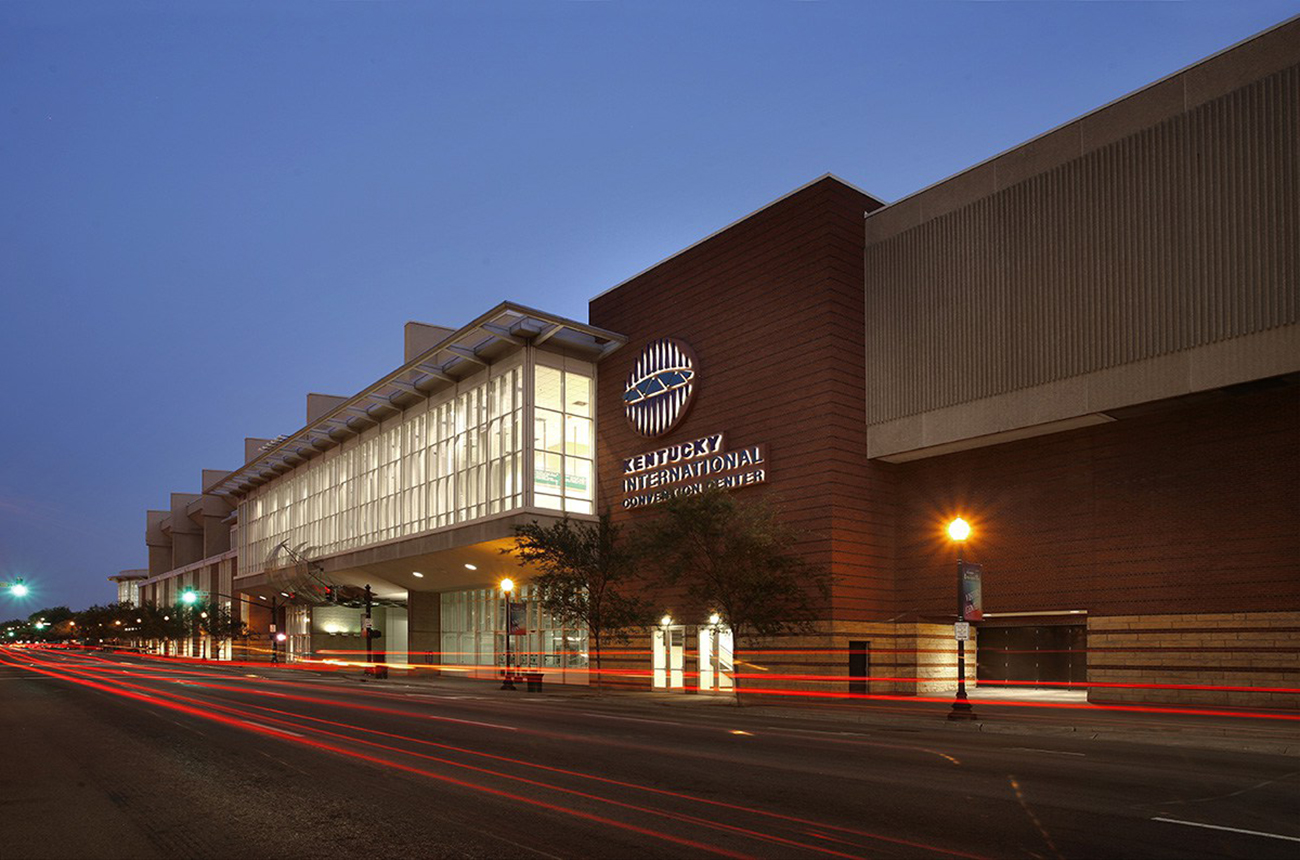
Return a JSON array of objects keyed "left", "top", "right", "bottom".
[
  {"left": 947, "top": 517, "right": 977, "bottom": 721},
  {"left": 947, "top": 517, "right": 971, "bottom": 542},
  {"left": 500, "top": 578, "right": 517, "bottom": 691}
]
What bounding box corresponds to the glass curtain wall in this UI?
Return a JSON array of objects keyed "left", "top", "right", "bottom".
[
  {"left": 533, "top": 363, "right": 594, "bottom": 514},
  {"left": 238, "top": 361, "right": 525, "bottom": 573},
  {"left": 440, "top": 586, "right": 589, "bottom": 684}
]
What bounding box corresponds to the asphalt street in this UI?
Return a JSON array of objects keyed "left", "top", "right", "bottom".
[{"left": 1, "top": 647, "right": 1296, "bottom": 860}]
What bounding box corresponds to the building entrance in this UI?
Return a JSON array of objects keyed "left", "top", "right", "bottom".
[
  {"left": 977, "top": 622, "right": 1087, "bottom": 689},
  {"left": 698, "top": 626, "right": 734, "bottom": 693},
  {"left": 652, "top": 625, "right": 686, "bottom": 689},
  {"left": 848, "top": 640, "right": 870, "bottom": 694}
]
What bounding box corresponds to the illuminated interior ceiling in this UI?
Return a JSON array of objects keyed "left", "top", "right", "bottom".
[{"left": 235, "top": 537, "right": 542, "bottom": 604}]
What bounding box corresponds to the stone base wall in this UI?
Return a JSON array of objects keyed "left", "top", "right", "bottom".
[{"left": 1088, "top": 612, "right": 1300, "bottom": 709}]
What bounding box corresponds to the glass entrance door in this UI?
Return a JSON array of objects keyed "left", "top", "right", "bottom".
[
  {"left": 699, "top": 627, "right": 734, "bottom": 692},
  {"left": 652, "top": 625, "right": 687, "bottom": 690}
]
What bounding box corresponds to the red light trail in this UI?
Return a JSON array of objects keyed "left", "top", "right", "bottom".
[{"left": 1, "top": 648, "right": 987, "bottom": 860}]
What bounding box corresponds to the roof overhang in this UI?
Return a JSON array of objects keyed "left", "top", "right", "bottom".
[{"left": 207, "top": 303, "right": 626, "bottom": 500}]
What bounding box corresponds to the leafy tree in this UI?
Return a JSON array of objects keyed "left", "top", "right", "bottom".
[
  {"left": 197, "top": 600, "right": 249, "bottom": 659},
  {"left": 511, "top": 512, "right": 654, "bottom": 692},
  {"left": 636, "top": 486, "right": 830, "bottom": 704},
  {"left": 129, "top": 601, "right": 187, "bottom": 653},
  {"left": 28, "top": 606, "right": 73, "bottom": 625}
]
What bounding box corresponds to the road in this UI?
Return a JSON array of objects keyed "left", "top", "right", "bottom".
[{"left": 0, "top": 647, "right": 1296, "bottom": 860}]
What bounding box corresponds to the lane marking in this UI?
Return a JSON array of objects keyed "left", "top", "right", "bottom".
[
  {"left": 1008, "top": 748, "right": 1086, "bottom": 757},
  {"left": 1152, "top": 818, "right": 1300, "bottom": 843},
  {"left": 242, "top": 720, "right": 304, "bottom": 738},
  {"left": 430, "top": 716, "right": 519, "bottom": 731},
  {"left": 580, "top": 713, "right": 684, "bottom": 727},
  {"left": 1010, "top": 775, "right": 1063, "bottom": 860}
]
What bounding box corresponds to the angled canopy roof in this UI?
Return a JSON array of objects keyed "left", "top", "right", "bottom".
[{"left": 206, "top": 302, "right": 626, "bottom": 500}]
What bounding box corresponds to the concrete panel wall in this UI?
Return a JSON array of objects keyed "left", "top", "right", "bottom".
[{"left": 863, "top": 42, "right": 1299, "bottom": 449}]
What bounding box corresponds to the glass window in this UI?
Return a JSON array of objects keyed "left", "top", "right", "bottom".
[
  {"left": 238, "top": 361, "right": 526, "bottom": 572},
  {"left": 536, "top": 365, "right": 562, "bottom": 412},
  {"left": 535, "top": 409, "right": 564, "bottom": 455},
  {"left": 565, "top": 415, "right": 592, "bottom": 458},
  {"left": 565, "top": 373, "right": 591, "bottom": 418}
]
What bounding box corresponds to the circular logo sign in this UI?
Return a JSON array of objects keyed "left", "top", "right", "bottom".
[{"left": 624, "top": 338, "right": 698, "bottom": 438}]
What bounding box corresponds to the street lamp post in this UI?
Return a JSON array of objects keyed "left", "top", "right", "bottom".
[
  {"left": 500, "top": 578, "right": 516, "bottom": 690},
  {"left": 947, "top": 518, "right": 978, "bottom": 721},
  {"left": 181, "top": 588, "right": 200, "bottom": 658}
]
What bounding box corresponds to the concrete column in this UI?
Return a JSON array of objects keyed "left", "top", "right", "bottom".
[
  {"left": 169, "top": 493, "right": 203, "bottom": 569},
  {"left": 407, "top": 591, "right": 441, "bottom": 671},
  {"left": 145, "top": 511, "right": 172, "bottom": 576}
]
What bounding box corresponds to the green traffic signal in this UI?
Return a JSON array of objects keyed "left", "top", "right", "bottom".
[{"left": 181, "top": 590, "right": 199, "bottom": 606}]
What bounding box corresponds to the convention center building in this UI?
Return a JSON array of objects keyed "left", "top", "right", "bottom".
[{"left": 130, "top": 18, "right": 1297, "bottom": 707}]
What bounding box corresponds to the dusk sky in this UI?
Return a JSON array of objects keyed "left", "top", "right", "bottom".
[{"left": 2, "top": 1, "right": 1298, "bottom": 614}]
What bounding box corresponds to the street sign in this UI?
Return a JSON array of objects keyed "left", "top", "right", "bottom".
[
  {"left": 954, "top": 622, "right": 971, "bottom": 641},
  {"left": 363, "top": 617, "right": 373, "bottom": 630}
]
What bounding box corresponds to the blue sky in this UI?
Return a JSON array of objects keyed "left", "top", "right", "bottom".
[{"left": 2, "top": 1, "right": 1298, "bottom": 613}]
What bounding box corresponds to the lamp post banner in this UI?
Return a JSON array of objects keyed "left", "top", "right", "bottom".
[
  {"left": 504, "top": 601, "right": 527, "bottom": 636},
  {"left": 960, "top": 562, "right": 983, "bottom": 621}
]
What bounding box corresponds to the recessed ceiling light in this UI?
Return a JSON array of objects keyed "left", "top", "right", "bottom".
[
  {"left": 412, "top": 571, "right": 424, "bottom": 578},
  {"left": 464, "top": 563, "right": 477, "bottom": 571}
]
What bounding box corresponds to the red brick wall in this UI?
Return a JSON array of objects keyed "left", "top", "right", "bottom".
[
  {"left": 891, "top": 386, "right": 1300, "bottom": 619},
  {"left": 589, "top": 177, "right": 894, "bottom": 621}
]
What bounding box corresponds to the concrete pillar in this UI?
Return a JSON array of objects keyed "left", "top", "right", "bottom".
[
  {"left": 407, "top": 591, "right": 441, "bottom": 670},
  {"left": 146, "top": 511, "right": 172, "bottom": 576},
  {"left": 169, "top": 493, "right": 203, "bottom": 569},
  {"left": 307, "top": 393, "right": 349, "bottom": 424},
  {"left": 405, "top": 322, "right": 456, "bottom": 362}
]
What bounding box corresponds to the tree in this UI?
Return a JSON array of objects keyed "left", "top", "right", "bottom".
[
  {"left": 132, "top": 601, "right": 187, "bottom": 653},
  {"left": 198, "top": 600, "right": 249, "bottom": 659},
  {"left": 28, "top": 606, "right": 73, "bottom": 625},
  {"left": 636, "top": 486, "right": 829, "bottom": 704},
  {"left": 510, "top": 512, "right": 654, "bottom": 692}
]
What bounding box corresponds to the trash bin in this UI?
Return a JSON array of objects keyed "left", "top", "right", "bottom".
[{"left": 525, "top": 672, "right": 543, "bottom": 693}]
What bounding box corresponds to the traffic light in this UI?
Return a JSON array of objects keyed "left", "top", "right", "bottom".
[
  {"left": 180, "top": 589, "right": 198, "bottom": 605},
  {"left": 324, "top": 585, "right": 335, "bottom": 602},
  {"left": 366, "top": 628, "right": 382, "bottom": 640}
]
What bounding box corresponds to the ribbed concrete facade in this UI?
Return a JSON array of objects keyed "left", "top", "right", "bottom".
[{"left": 863, "top": 21, "right": 1300, "bottom": 462}]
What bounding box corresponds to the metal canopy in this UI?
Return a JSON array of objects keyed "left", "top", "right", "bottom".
[{"left": 206, "top": 302, "right": 625, "bottom": 500}]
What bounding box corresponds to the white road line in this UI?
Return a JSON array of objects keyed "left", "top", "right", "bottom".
[
  {"left": 429, "top": 716, "right": 519, "bottom": 731},
  {"left": 242, "top": 720, "right": 305, "bottom": 738},
  {"left": 580, "top": 713, "right": 684, "bottom": 727},
  {"left": 1152, "top": 817, "right": 1300, "bottom": 843},
  {"left": 1009, "top": 747, "right": 1086, "bottom": 756}
]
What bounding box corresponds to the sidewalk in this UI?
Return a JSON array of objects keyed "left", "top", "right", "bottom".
[{"left": 210, "top": 657, "right": 1300, "bottom": 757}]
